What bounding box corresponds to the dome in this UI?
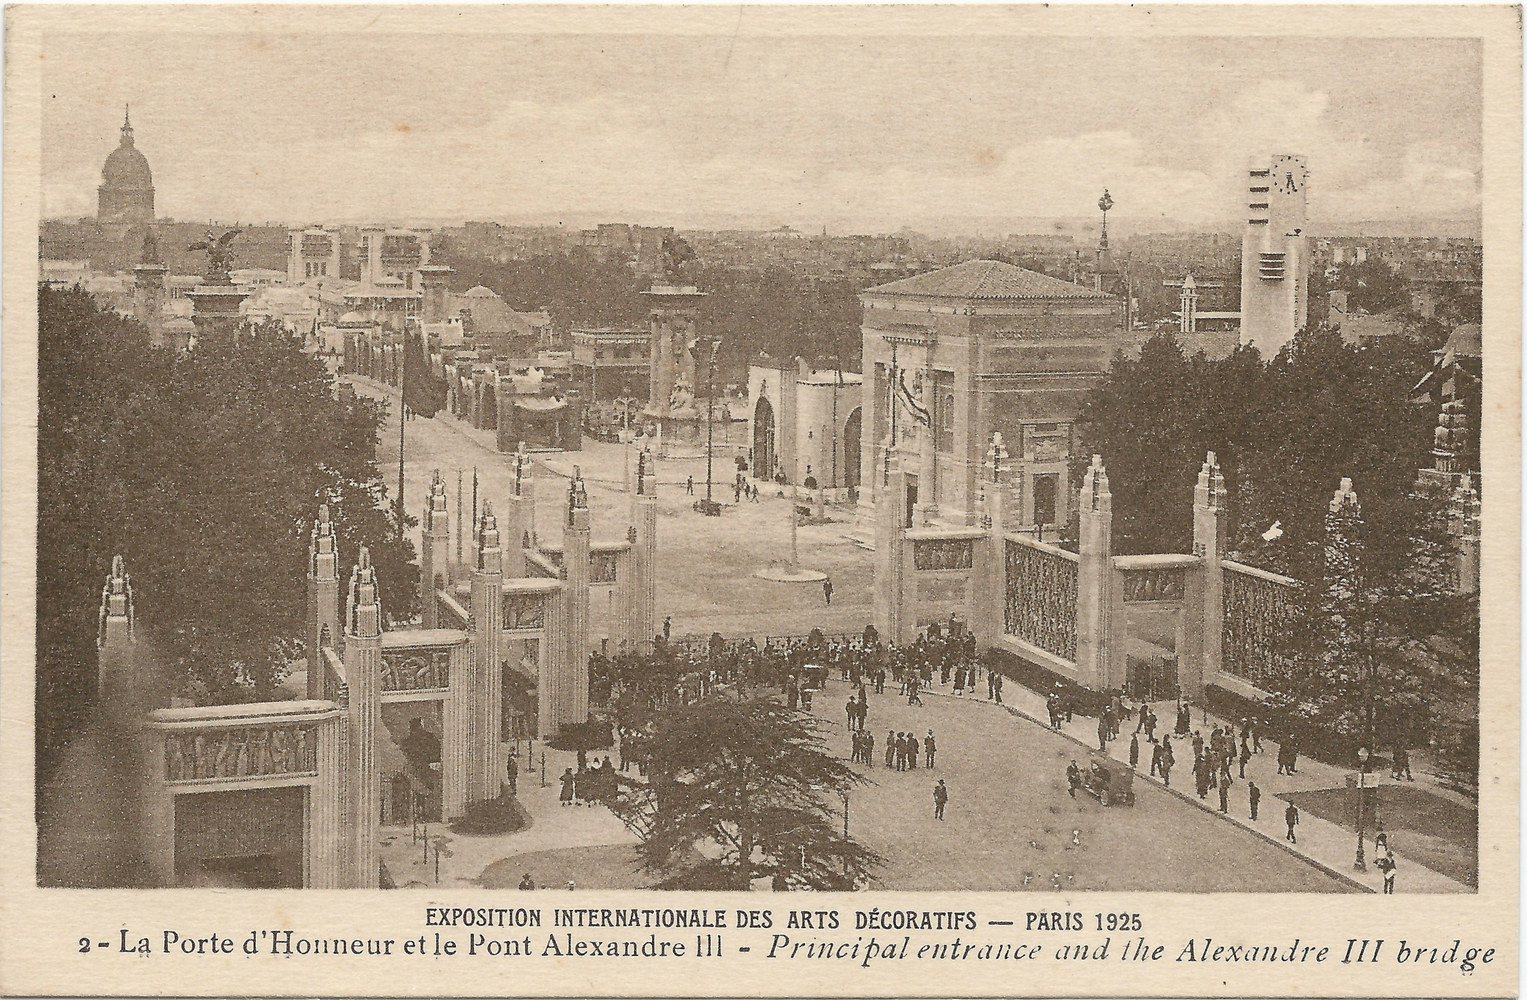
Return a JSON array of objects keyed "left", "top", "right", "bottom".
[
  {"left": 102, "top": 109, "right": 152, "bottom": 189},
  {"left": 102, "top": 140, "right": 152, "bottom": 189}
]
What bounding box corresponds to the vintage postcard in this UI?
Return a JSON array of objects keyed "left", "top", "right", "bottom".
[{"left": 1, "top": 4, "right": 1519, "bottom": 997}]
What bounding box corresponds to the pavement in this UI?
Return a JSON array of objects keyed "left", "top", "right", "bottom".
[
  {"left": 935, "top": 673, "right": 1472, "bottom": 893},
  {"left": 354, "top": 376, "right": 1475, "bottom": 894}
]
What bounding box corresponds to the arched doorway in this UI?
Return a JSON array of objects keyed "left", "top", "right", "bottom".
[
  {"left": 842, "top": 407, "right": 862, "bottom": 490},
  {"left": 753, "top": 397, "right": 776, "bottom": 480}
]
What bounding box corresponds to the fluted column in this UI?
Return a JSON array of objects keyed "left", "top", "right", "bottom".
[
  {"left": 138, "top": 729, "right": 175, "bottom": 887},
  {"left": 1075, "top": 456, "right": 1114, "bottom": 691},
  {"left": 559, "top": 472, "right": 592, "bottom": 730},
  {"left": 97, "top": 555, "right": 137, "bottom": 730},
  {"left": 874, "top": 456, "right": 912, "bottom": 644},
  {"left": 309, "top": 712, "right": 344, "bottom": 888},
  {"left": 974, "top": 433, "right": 1009, "bottom": 652},
  {"left": 503, "top": 446, "right": 533, "bottom": 577},
  {"left": 421, "top": 471, "right": 451, "bottom": 627},
  {"left": 343, "top": 547, "right": 383, "bottom": 887},
  {"left": 307, "top": 507, "right": 340, "bottom": 698},
  {"left": 442, "top": 641, "right": 471, "bottom": 819},
  {"left": 627, "top": 450, "right": 658, "bottom": 649},
  {"left": 470, "top": 506, "right": 504, "bottom": 802},
  {"left": 1183, "top": 452, "right": 1225, "bottom": 699}
]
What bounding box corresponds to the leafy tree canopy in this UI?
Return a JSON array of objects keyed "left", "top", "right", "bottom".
[
  {"left": 609, "top": 697, "right": 881, "bottom": 890},
  {"left": 37, "top": 287, "right": 418, "bottom": 780}
]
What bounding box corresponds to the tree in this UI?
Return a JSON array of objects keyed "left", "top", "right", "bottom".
[
  {"left": 609, "top": 698, "right": 881, "bottom": 890},
  {"left": 36, "top": 287, "right": 417, "bottom": 787}
]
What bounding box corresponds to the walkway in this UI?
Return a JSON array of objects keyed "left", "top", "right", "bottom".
[{"left": 944, "top": 670, "right": 1472, "bottom": 893}]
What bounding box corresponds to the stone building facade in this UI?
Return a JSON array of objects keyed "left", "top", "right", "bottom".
[{"left": 858, "top": 259, "right": 1127, "bottom": 532}]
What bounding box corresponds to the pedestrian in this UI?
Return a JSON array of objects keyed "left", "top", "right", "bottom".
[
  {"left": 686, "top": 475, "right": 694, "bottom": 495},
  {"left": 1135, "top": 701, "right": 1149, "bottom": 733},
  {"left": 933, "top": 779, "right": 948, "bottom": 820},
  {"left": 1149, "top": 737, "right": 1162, "bottom": 777},
  {"left": 1238, "top": 739, "right": 1251, "bottom": 779},
  {"left": 863, "top": 730, "right": 874, "bottom": 768},
  {"left": 1376, "top": 850, "right": 1397, "bottom": 894},
  {"left": 924, "top": 729, "right": 936, "bottom": 768},
  {"left": 1129, "top": 733, "right": 1140, "bottom": 769},
  {"left": 1066, "top": 759, "right": 1082, "bottom": 798},
  {"left": 845, "top": 698, "right": 856, "bottom": 732},
  {"left": 1393, "top": 745, "right": 1414, "bottom": 781},
  {"left": 1251, "top": 717, "right": 1263, "bottom": 754},
  {"left": 993, "top": 672, "right": 1004, "bottom": 704},
  {"left": 1248, "top": 780, "right": 1261, "bottom": 821},
  {"left": 1218, "top": 777, "right": 1229, "bottom": 814},
  {"left": 885, "top": 730, "right": 895, "bottom": 768},
  {"left": 506, "top": 753, "right": 518, "bottom": 796},
  {"left": 1097, "top": 714, "right": 1108, "bottom": 752},
  {"left": 518, "top": 873, "right": 535, "bottom": 890},
  {"left": 559, "top": 767, "right": 575, "bottom": 807},
  {"left": 1144, "top": 707, "right": 1157, "bottom": 740},
  {"left": 824, "top": 578, "right": 834, "bottom": 605},
  {"left": 663, "top": 615, "right": 672, "bottom": 641},
  {"left": 1285, "top": 802, "right": 1299, "bottom": 843}
]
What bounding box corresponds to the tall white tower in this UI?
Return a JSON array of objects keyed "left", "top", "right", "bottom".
[{"left": 1239, "top": 154, "right": 1309, "bottom": 354}]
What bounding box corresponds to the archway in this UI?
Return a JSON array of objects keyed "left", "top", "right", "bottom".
[
  {"left": 753, "top": 396, "right": 776, "bottom": 480},
  {"left": 842, "top": 407, "right": 862, "bottom": 490}
]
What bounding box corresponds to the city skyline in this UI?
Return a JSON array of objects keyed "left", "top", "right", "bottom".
[{"left": 40, "top": 25, "right": 1481, "bottom": 236}]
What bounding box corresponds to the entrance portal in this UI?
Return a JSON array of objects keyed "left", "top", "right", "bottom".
[
  {"left": 843, "top": 407, "right": 862, "bottom": 490},
  {"left": 174, "top": 786, "right": 305, "bottom": 888},
  {"left": 753, "top": 397, "right": 776, "bottom": 480}
]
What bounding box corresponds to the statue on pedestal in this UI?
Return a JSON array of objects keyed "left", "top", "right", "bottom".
[{"left": 186, "top": 229, "right": 240, "bottom": 285}]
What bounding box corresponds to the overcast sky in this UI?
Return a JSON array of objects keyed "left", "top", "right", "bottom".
[{"left": 39, "top": 26, "right": 1482, "bottom": 234}]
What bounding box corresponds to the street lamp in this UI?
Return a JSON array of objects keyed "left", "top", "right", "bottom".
[
  {"left": 704, "top": 339, "right": 723, "bottom": 507},
  {"left": 1354, "top": 746, "right": 1370, "bottom": 871}
]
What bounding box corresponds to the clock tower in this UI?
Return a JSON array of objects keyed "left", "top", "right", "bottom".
[{"left": 1239, "top": 153, "right": 1308, "bottom": 354}]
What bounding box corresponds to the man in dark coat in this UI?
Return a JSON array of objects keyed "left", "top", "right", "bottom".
[
  {"left": 1285, "top": 802, "right": 1299, "bottom": 843},
  {"left": 924, "top": 730, "right": 936, "bottom": 768},
  {"left": 1248, "top": 781, "right": 1261, "bottom": 821},
  {"left": 933, "top": 780, "right": 948, "bottom": 820}
]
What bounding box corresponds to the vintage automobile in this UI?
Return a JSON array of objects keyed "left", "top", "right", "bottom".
[{"left": 1082, "top": 753, "right": 1136, "bottom": 807}]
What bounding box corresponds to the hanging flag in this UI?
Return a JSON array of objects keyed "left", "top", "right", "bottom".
[{"left": 896, "top": 369, "right": 931, "bottom": 427}]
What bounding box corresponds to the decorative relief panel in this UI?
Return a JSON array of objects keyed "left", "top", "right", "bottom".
[
  {"left": 502, "top": 592, "right": 546, "bottom": 631},
  {"left": 381, "top": 648, "right": 450, "bottom": 691},
  {"left": 1121, "top": 568, "right": 1185, "bottom": 603},
  {"left": 1003, "top": 541, "right": 1078, "bottom": 662},
  {"left": 913, "top": 538, "right": 973, "bottom": 571},
  {"left": 165, "top": 725, "right": 319, "bottom": 783},
  {"left": 1222, "top": 570, "right": 1299, "bottom": 689}
]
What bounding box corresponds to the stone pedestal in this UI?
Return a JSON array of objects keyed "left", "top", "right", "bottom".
[{"left": 188, "top": 282, "right": 249, "bottom": 348}]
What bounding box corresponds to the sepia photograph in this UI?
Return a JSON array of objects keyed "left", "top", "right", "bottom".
[
  {"left": 24, "top": 10, "right": 1496, "bottom": 899},
  {"left": 3, "top": 6, "right": 1520, "bottom": 996}
]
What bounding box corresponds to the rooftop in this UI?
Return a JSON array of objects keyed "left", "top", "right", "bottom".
[{"left": 865, "top": 259, "right": 1113, "bottom": 301}]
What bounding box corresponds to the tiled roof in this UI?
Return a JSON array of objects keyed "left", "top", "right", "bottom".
[{"left": 864, "top": 259, "right": 1112, "bottom": 300}]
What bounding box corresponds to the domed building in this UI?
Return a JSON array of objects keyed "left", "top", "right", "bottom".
[{"left": 97, "top": 106, "right": 155, "bottom": 225}]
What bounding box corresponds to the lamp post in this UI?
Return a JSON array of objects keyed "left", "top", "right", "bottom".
[
  {"left": 705, "top": 339, "right": 722, "bottom": 505},
  {"left": 1354, "top": 746, "right": 1370, "bottom": 871},
  {"left": 839, "top": 789, "right": 851, "bottom": 882}
]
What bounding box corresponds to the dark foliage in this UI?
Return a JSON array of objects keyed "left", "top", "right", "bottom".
[{"left": 37, "top": 287, "right": 417, "bottom": 787}]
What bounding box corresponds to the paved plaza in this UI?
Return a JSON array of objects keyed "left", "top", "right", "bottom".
[{"left": 354, "top": 378, "right": 1474, "bottom": 894}]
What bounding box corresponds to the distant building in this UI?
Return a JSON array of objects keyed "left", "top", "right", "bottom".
[
  {"left": 748, "top": 357, "right": 863, "bottom": 496},
  {"left": 98, "top": 107, "right": 154, "bottom": 225},
  {"left": 570, "top": 327, "right": 651, "bottom": 403},
  {"left": 859, "top": 258, "right": 1128, "bottom": 529},
  {"left": 1166, "top": 273, "right": 1239, "bottom": 359},
  {"left": 1239, "top": 154, "right": 1310, "bottom": 354}
]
